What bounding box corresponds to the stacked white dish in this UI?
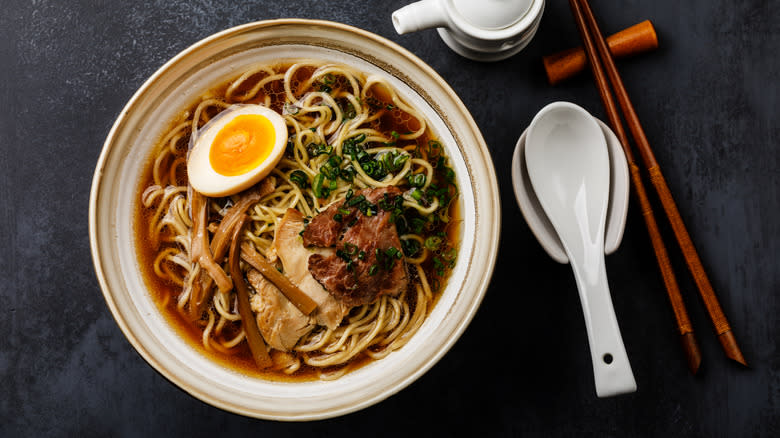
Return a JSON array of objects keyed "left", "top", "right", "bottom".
[{"left": 392, "top": 0, "right": 546, "bottom": 61}]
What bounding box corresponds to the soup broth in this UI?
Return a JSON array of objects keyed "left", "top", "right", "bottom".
[{"left": 135, "top": 60, "right": 459, "bottom": 380}]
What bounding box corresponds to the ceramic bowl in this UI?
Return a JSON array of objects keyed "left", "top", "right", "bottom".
[{"left": 89, "top": 19, "right": 500, "bottom": 421}]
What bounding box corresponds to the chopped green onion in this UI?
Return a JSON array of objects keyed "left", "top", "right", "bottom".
[
  {"left": 340, "top": 165, "right": 356, "bottom": 182},
  {"left": 343, "top": 101, "right": 356, "bottom": 119},
  {"left": 425, "top": 236, "right": 442, "bottom": 251},
  {"left": 444, "top": 167, "right": 456, "bottom": 184},
  {"left": 442, "top": 247, "right": 457, "bottom": 262},
  {"left": 427, "top": 140, "right": 442, "bottom": 158},
  {"left": 408, "top": 173, "right": 426, "bottom": 188},
  {"left": 346, "top": 194, "right": 366, "bottom": 207},
  {"left": 432, "top": 256, "right": 445, "bottom": 276},
  {"left": 344, "top": 243, "right": 358, "bottom": 256},
  {"left": 290, "top": 170, "right": 309, "bottom": 189},
  {"left": 410, "top": 217, "right": 425, "bottom": 234},
  {"left": 308, "top": 143, "right": 332, "bottom": 157},
  {"left": 312, "top": 173, "right": 327, "bottom": 198},
  {"left": 395, "top": 154, "right": 409, "bottom": 168},
  {"left": 401, "top": 239, "right": 421, "bottom": 257},
  {"left": 321, "top": 163, "right": 339, "bottom": 180}
]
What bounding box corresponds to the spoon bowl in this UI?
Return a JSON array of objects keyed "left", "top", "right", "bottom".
[
  {"left": 525, "top": 102, "right": 636, "bottom": 397},
  {"left": 512, "top": 117, "right": 629, "bottom": 263}
]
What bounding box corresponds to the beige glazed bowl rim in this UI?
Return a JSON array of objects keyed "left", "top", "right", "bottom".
[{"left": 89, "top": 19, "right": 500, "bottom": 421}]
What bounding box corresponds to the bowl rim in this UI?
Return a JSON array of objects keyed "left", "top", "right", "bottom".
[{"left": 89, "top": 18, "right": 500, "bottom": 420}]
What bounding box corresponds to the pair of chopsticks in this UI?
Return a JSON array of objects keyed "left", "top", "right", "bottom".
[{"left": 567, "top": 0, "right": 747, "bottom": 373}]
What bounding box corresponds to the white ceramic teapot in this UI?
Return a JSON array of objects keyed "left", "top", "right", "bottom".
[{"left": 392, "top": 0, "right": 545, "bottom": 61}]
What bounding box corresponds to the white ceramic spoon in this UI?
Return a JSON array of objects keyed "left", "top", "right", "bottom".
[{"left": 525, "top": 102, "right": 636, "bottom": 397}]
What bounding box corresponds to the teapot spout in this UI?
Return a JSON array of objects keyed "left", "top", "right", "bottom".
[{"left": 392, "top": 0, "right": 448, "bottom": 35}]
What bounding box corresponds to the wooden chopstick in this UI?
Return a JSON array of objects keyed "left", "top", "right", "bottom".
[
  {"left": 571, "top": 0, "right": 747, "bottom": 366},
  {"left": 566, "top": 0, "right": 701, "bottom": 374}
]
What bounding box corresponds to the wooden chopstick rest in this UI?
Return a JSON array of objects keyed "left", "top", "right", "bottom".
[{"left": 543, "top": 20, "right": 658, "bottom": 85}]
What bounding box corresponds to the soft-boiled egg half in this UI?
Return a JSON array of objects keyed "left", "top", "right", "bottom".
[{"left": 187, "top": 104, "right": 287, "bottom": 197}]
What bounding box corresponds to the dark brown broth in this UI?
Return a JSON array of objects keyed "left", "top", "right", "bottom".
[{"left": 134, "top": 63, "right": 458, "bottom": 380}]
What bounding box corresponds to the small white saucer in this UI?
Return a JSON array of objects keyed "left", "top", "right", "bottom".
[{"left": 511, "top": 117, "right": 630, "bottom": 264}]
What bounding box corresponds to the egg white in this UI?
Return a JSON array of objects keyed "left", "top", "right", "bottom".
[{"left": 187, "top": 104, "right": 288, "bottom": 197}]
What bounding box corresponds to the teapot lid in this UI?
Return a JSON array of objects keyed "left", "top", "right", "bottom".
[{"left": 452, "top": 0, "right": 535, "bottom": 30}]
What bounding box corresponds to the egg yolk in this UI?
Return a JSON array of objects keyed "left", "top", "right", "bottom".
[{"left": 209, "top": 114, "right": 276, "bottom": 176}]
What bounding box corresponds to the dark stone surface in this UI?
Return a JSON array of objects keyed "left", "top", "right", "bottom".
[{"left": 1, "top": 0, "right": 777, "bottom": 436}]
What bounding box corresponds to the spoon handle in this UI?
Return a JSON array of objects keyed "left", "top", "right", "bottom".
[{"left": 568, "top": 251, "right": 636, "bottom": 397}]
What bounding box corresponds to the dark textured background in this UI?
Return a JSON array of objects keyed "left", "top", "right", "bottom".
[{"left": 1, "top": 0, "right": 778, "bottom": 436}]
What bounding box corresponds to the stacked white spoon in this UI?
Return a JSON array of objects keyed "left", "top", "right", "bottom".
[{"left": 512, "top": 102, "right": 636, "bottom": 397}]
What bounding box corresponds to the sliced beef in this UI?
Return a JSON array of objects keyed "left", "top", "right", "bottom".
[
  {"left": 272, "top": 208, "right": 348, "bottom": 330},
  {"left": 304, "top": 187, "right": 409, "bottom": 307},
  {"left": 302, "top": 186, "right": 398, "bottom": 247},
  {"left": 300, "top": 203, "right": 355, "bottom": 247},
  {"left": 247, "top": 270, "right": 313, "bottom": 351}
]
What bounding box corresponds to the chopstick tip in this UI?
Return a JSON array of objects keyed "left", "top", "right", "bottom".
[
  {"left": 680, "top": 332, "right": 702, "bottom": 375},
  {"left": 718, "top": 331, "right": 748, "bottom": 367}
]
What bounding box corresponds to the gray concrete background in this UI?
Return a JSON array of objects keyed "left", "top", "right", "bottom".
[{"left": 1, "top": 0, "right": 777, "bottom": 436}]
